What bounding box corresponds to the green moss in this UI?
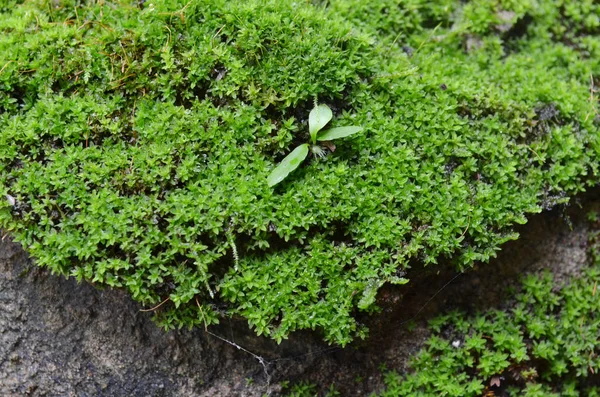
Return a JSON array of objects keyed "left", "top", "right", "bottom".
[
  {"left": 284, "top": 228, "right": 600, "bottom": 396},
  {"left": 281, "top": 381, "right": 340, "bottom": 397},
  {"left": 1, "top": 0, "right": 599, "bottom": 344},
  {"left": 374, "top": 230, "right": 600, "bottom": 396}
]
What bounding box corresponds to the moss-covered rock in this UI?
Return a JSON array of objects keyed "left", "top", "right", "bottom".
[
  {"left": 372, "top": 227, "right": 600, "bottom": 396},
  {"left": 282, "top": 212, "right": 600, "bottom": 395},
  {"left": 1, "top": 0, "right": 599, "bottom": 344}
]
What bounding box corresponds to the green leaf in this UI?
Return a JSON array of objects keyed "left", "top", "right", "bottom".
[
  {"left": 309, "top": 104, "right": 333, "bottom": 143},
  {"left": 317, "top": 126, "right": 363, "bottom": 141},
  {"left": 358, "top": 278, "right": 383, "bottom": 310},
  {"left": 266, "top": 144, "right": 309, "bottom": 187},
  {"left": 388, "top": 275, "right": 409, "bottom": 285}
]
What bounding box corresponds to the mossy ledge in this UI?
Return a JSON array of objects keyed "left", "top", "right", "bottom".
[
  {"left": 0, "top": 0, "right": 599, "bottom": 345},
  {"left": 283, "top": 227, "right": 600, "bottom": 396}
]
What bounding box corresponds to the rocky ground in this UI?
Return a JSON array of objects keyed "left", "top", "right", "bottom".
[{"left": 1, "top": 188, "right": 598, "bottom": 397}]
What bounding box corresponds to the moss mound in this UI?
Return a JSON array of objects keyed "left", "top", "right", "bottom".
[
  {"left": 1, "top": 0, "right": 599, "bottom": 344},
  {"left": 373, "top": 227, "right": 600, "bottom": 397},
  {"left": 283, "top": 217, "right": 600, "bottom": 395}
]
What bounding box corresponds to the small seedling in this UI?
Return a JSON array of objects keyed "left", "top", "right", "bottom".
[{"left": 266, "top": 103, "right": 363, "bottom": 187}]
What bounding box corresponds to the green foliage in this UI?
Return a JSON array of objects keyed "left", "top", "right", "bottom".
[
  {"left": 282, "top": 214, "right": 600, "bottom": 397},
  {"left": 266, "top": 144, "right": 310, "bottom": 187},
  {"left": 267, "top": 103, "right": 362, "bottom": 187},
  {"left": 317, "top": 126, "right": 363, "bottom": 142},
  {"left": 309, "top": 104, "right": 334, "bottom": 144},
  {"left": 281, "top": 381, "right": 340, "bottom": 397},
  {"left": 0, "top": 0, "right": 599, "bottom": 345},
  {"left": 374, "top": 262, "right": 600, "bottom": 395},
  {"left": 282, "top": 381, "right": 318, "bottom": 397}
]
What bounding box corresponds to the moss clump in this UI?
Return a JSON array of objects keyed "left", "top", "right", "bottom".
[
  {"left": 1, "top": 0, "right": 599, "bottom": 344},
  {"left": 283, "top": 227, "right": 600, "bottom": 396},
  {"left": 374, "top": 230, "right": 600, "bottom": 396}
]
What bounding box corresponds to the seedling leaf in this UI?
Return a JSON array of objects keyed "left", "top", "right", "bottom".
[
  {"left": 267, "top": 144, "right": 309, "bottom": 187},
  {"left": 317, "top": 126, "right": 363, "bottom": 141},
  {"left": 309, "top": 104, "right": 333, "bottom": 143}
]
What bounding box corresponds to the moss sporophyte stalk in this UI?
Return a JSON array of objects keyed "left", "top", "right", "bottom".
[{"left": 0, "top": 0, "right": 599, "bottom": 345}]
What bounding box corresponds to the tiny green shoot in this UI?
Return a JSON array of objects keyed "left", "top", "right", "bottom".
[{"left": 267, "top": 103, "right": 363, "bottom": 187}]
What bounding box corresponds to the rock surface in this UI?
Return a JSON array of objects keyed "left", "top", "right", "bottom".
[{"left": 1, "top": 188, "right": 598, "bottom": 396}]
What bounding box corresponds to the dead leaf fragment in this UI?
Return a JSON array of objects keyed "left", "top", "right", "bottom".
[
  {"left": 322, "top": 141, "right": 336, "bottom": 153},
  {"left": 490, "top": 376, "right": 502, "bottom": 387}
]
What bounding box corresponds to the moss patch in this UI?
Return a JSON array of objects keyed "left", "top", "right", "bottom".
[
  {"left": 1, "top": 0, "right": 599, "bottom": 344},
  {"left": 372, "top": 225, "right": 600, "bottom": 396}
]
